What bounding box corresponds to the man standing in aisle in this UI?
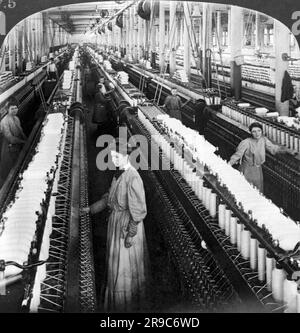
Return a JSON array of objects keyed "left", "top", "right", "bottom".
[
  {"left": 47, "top": 58, "right": 58, "bottom": 81},
  {"left": 162, "top": 88, "right": 183, "bottom": 121}
]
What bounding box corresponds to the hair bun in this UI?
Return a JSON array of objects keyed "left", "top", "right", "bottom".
[{"left": 249, "top": 122, "right": 263, "bottom": 132}]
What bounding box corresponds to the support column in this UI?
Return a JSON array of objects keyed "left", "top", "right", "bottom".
[
  {"left": 274, "top": 19, "right": 290, "bottom": 116},
  {"left": 129, "top": 6, "right": 134, "bottom": 57},
  {"left": 49, "top": 20, "right": 54, "bottom": 50},
  {"left": 34, "top": 14, "right": 39, "bottom": 61},
  {"left": 32, "top": 17, "right": 37, "bottom": 62},
  {"left": 130, "top": 6, "right": 136, "bottom": 59},
  {"left": 255, "top": 13, "right": 265, "bottom": 50},
  {"left": 17, "top": 22, "right": 23, "bottom": 71},
  {"left": 119, "top": 27, "right": 123, "bottom": 54},
  {"left": 227, "top": 7, "right": 231, "bottom": 49},
  {"left": 37, "top": 14, "right": 41, "bottom": 59},
  {"left": 150, "top": 7, "right": 156, "bottom": 68},
  {"left": 59, "top": 26, "right": 62, "bottom": 47},
  {"left": 159, "top": 1, "right": 165, "bottom": 72},
  {"left": 202, "top": 3, "right": 213, "bottom": 86},
  {"left": 133, "top": 10, "right": 138, "bottom": 61},
  {"left": 55, "top": 22, "right": 58, "bottom": 47},
  {"left": 255, "top": 12, "right": 260, "bottom": 49},
  {"left": 216, "top": 10, "right": 221, "bottom": 47},
  {"left": 183, "top": 2, "right": 191, "bottom": 80},
  {"left": 37, "top": 15, "right": 40, "bottom": 59},
  {"left": 169, "top": 0, "right": 176, "bottom": 75},
  {"left": 114, "top": 20, "right": 117, "bottom": 50},
  {"left": 111, "top": 21, "right": 114, "bottom": 50},
  {"left": 137, "top": 15, "right": 143, "bottom": 59},
  {"left": 14, "top": 24, "right": 19, "bottom": 71},
  {"left": 229, "top": 5, "right": 243, "bottom": 99},
  {"left": 27, "top": 18, "right": 33, "bottom": 61},
  {"left": 144, "top": 20, "right": 149, "bottom": 59},
  {"left": 23, "top": 19, "right": 28, "bottom": 63},
  {"left": 34, "top": 14, "right": 38, "bottom": 61},
  {"left": 9, "top": 29, "right": 16, "bottom": 73},
  {"left": 126, "top": 10, "right": 130, "bottom": 56},
  {"left": 107, "top": 26, "right": 111, "bottom": 50},
  {"left": 43, "top": 13, "right": 50, "bottom": 57},
  {"left": 179, "top": 14, "right": 183, "bottom": 46},
  {"left": 117, "top": 24, "right": 120, "bottom": 51}
]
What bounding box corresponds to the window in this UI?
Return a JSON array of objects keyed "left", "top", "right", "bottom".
[
  {"left": 263, "top": 25, "right": 274, "bottom": 47},
  {"left": 243, "top": 12, "right": 256, "bottom": 47},
  {"left": 222, "top": 29, "right": 228, "bottom": 46}
]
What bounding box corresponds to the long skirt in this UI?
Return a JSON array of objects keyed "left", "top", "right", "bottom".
[
  {"left": 169, "top": 109, "right": 182, "bottom": 121},
  {"left": 103, "top": 210, "right": 149, "bottom": 312},
  {"left": 240, "top": 163, "right": 264, "bottom": 193},
  {"left": 0, "top": 140, "right": 22, "bottom": 187}
]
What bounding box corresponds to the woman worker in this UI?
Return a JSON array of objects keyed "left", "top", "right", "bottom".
[
  {"left": 228, "top": 122, "right": 292, "bottom": 193},
  {"left": 0, "top": 101, "right": 27, "bottom": 187},
  {"left": 83, "top": 138, "right": 148, "bottom": 312}
]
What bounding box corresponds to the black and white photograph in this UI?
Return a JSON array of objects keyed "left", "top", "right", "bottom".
[{"left": 0, "top": 0, "right": 300, "bottom": 321}]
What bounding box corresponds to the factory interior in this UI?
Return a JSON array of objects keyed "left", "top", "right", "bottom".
[{"left": 0, "top": 0, "right": 300, "bottom": 314}]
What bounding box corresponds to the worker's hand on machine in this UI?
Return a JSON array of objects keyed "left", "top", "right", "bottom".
[{"left": 125, "top": 234, "right": 134, "bottom": 248}]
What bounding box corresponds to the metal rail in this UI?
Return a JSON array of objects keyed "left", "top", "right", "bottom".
[{"left": 64, "top": 67, "right": 96, "bottom": 312}]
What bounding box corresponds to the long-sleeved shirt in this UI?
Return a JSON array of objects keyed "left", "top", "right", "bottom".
[
  {"left": 47, "top": 63, "right": 57, "bottom": 73},
  {"left": 229, "top": 136, "right": 283, "bottom": 167},
  {"left": 0, "top": 114, "right": 26, "bottom": 144},
  {"left": 164, "top": 95, "right": 182, "bottom": 111}
]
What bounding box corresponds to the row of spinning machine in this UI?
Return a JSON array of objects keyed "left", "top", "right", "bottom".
[
  {"left": 88, "top": 45, "right": 300, "bottom": 222},
  {"left": 87, "top": 48, "right": 300, "bottom": 313},
  {"left": 0, "top": 47, "right": 96, "bottom": 313}
]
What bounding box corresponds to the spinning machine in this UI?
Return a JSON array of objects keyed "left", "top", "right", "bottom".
[
  {"left": 86, "top": 46, "right": 300, "bottom": 313},
  {"left": 95, "top": 47, "right": 300, "bottom": 221},
  {"left": 0, "top": 47, "right": 96, "bottom": 313}
]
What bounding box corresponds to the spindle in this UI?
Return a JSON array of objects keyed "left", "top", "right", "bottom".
[
  {"left": 218, "top": 204, "right": 226, "bottom": 230},
  {"left": 209, "top": 192, "right": 217, "bottom": 218},
  {"left": 224, "top": 209, "right": 231, "bottom": 236},
  {"left": 229, "top": 216, "right": 237, "bottom": 245},
  {"left": 266, "top": 255, "right": 274, "bottom": 291},
  {"left": 283, "top": 277, "right": 298, "bottom": 313},
  {"left": 272, "top": 265, "right": 286, "bottom": 302},
  {"left": 257, "top": 246, "right": 266, "bottom": 282},
  {"left": 241, "top": 229, "right": 250, "bottom": 260},
  {"left": 236, "top": 222, "right": 244, "bottom": 252},
  {"left": 250, "top": 237, "right": 257, "bottom": 270}
]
